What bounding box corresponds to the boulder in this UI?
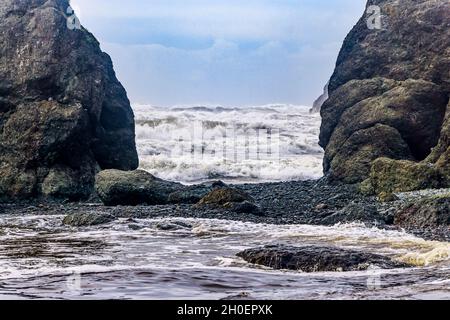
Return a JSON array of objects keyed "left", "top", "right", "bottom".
[
  {"left": 198, "top": 187, "right": 253, "bottom": 206},
  {"left": 237, "top": 245, "right": 410, "bottom": 272},
  {"left": 95, "top": 170, "right": 183, "bottom": 206},
  {"left": 167, "top": 181, "right": 227, "bottom": 204},
  {"left": 223, "top": 201, "right": 263, "bottom": 215},
  {"left": 155, "top": 220, "right": 193, "bottom": 231},
  {"left": 320, "top": 0, "right": 450, "bottom": 184},
  {"left": 326, "top": 123, "right": 413, "bottom": 183},
  {"left": 395, "top": 194, "right": 450, "bottom": 228},
  {"left": 368, "top": 158, "right": 448, "bottom": 194},
  {"left": 196, "top": 187, "right": 261, "bottom": 214},
  {"left": 0, "top": 0, "right": 138, "bottom": 200},
  {"left": 62, "top": 212, "right": 117, "bottom": 227}
]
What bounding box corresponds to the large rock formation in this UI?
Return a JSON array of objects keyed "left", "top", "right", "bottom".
[
  {"left": 320, "top": 0, "right": 450, "bottom": 186},
  {"left": 0, "top": 0, "right": 138, "bottom": 200}
]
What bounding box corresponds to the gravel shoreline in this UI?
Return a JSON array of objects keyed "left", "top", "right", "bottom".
[{"left": 1, "top": 179, "right": 449, "bottom": 242}]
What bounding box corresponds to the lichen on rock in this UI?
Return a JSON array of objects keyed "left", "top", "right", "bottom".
[
  {"left": 368, "top": 158, "right": 448, "bottom": 195},
  {"left": 95, "top": 170, "right": 183, "bottom": 206}
]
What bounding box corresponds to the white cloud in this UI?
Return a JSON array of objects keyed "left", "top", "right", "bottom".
[
  {"left": 101, "top": 38, "right": 340, "bottom": 106},
  {"left": 72, "top": 0, "right": 365, "bottom": 42},
  {"left": 70, "top": 0, "right": 367, "bottom": 105}
]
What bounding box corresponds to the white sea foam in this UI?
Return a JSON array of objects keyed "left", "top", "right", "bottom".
[
  {"left": 133, "top": 104, "right": 324, "bottom": 183},
  {"left": 0, "top": 215, "right": 449, "bottom": 299}
]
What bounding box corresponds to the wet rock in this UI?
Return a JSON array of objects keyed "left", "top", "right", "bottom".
[
  {"left": 395, "top": 194, "right": 450, "bottom": 228},
  {"left": 196, "top": 187, "right": 261, "bottom": 214},
  {"left": 62, "top": 212, "right": 117, "bottom": 227},
  {"left": 198, "top": 187, "right": 253, "bottom": 206},
  {"left": 369, "top": 158, "right": 448, "bottom": 194},
  {"left": 95, "top": 170, "right": 183, "bottom": 206},
  {"left": 128, "top": 224, "right": 144, "bottom": 231},
  {"left": 0, "top": 0, "right": 138, "bottom": 201},
  {"left": 168, "top": 181, "right": 227, "bottom": 204},
  {"left": 223, "top": 201, "right": 263, "bottom": 215},
  {"left": 237, "top": 245, "right": 410, "bottom": 272},
  {"left": 155, "top": 221, "right": 192, "bottom": 231},
  {"left": 320, "top": 0, "right": 450, "bottom": 184}
]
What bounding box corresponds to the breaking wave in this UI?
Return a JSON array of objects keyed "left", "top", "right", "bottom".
[{"left": 133, "top": 104, "right": 324, "bottom": 183}]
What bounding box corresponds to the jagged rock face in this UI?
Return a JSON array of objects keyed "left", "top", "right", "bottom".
[
  {"left": 320, "top": 0, "right": 450, "bottom": 184},
  {"left": 0, "top": 0, "right": 139, "bottom": 200}
]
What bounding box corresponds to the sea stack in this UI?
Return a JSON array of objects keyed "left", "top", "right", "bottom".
[
  {"left": 0, "top": 0, "right": 138, "bottom": 200},
  {"left": 319, "top": 0, "right": 450, "bottom": 189}
]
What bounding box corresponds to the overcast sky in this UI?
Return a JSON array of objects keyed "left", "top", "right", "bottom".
[{"left": 71, "top": 0, "right": 366, "bottom": 107}]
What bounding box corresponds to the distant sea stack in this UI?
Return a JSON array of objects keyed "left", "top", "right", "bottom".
[
  {"left": 0, "top": 0, "right": 138, "bottom": 200},
  {"left": 320, "top": 0, "right": 450, "bottom": 190},
  {"left": 310, "top": 82, "right": 329, "bottom": 113}
]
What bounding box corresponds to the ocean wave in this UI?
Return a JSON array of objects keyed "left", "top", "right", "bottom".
[{"left": 133, "top": 104, "right": 324, "bottom": 183}]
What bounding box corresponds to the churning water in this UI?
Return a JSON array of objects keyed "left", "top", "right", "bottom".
[
  {"left": 134, "top": 104, "right": 323, "bottom": 183},
  {"left": 0, "top": 215, "right": 449, "bottom": 299},
  {"left": 1, "top": 105, "right": 448, "bottom": 300}
]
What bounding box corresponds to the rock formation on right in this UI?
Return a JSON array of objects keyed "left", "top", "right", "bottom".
[{"left": 319, "top": 0, "right": 450, "bottom": 191}]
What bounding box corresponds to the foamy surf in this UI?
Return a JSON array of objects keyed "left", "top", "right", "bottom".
[
  {"left": 133, "top": 104, "right": 323, "bottom": 183},
  {"left": 0, "top": 214, "right": 449, "bottom": 299}
]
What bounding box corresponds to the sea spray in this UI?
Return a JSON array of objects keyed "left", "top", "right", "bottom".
[{"left": 133, "top": 104, "right": 323, "bottom": 183}]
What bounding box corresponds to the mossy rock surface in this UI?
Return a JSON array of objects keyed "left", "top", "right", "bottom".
[
  {"left": 196, "top": 187, "right": 262, "bottom": 214},
  {"left": 197, "top": 188, "right": 254, "bottom": 206},
  {"left": 319, "top": 0, "right": 450, "bottom": 184},
  {"left": 95, "top": 169, "right": 183, "bottom": 206},
  {"left": 369, "top": 158, "right": 448, "bottom": 194}
]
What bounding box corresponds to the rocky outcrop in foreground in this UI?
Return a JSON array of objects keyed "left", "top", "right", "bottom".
[
  {"left": 95, "top": 169, "right": 263, "bottom": 214},
  {"left": 237, "top": 245, "right": 410, "bottom": 272},
  {"left": 320, "top": 0, "right": 450, "bottom": 189},
  {"left": 0, "top": 0, "right": 138, "bottom": 201},
  {"left": 95, "top": 170, "right": 183, "bottom": 206}
]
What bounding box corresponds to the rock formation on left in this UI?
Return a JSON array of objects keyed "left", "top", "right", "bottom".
[{"left": 0, "top": 0, "right": 138, "bottom": 201}]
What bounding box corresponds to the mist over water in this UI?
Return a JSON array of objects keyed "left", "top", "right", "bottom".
[{"left": 133, "top": 104, "right": 324, "bottom": 184}]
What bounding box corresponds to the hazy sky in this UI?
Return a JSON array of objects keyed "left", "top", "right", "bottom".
[{"left": 71, "top": 0, "right": 366, "bottom": 107}]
